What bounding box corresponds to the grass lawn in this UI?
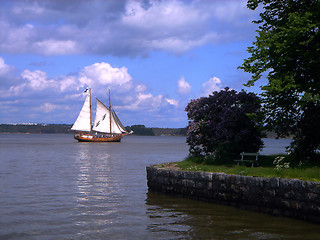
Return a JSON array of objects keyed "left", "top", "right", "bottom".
[{"left": 174, "top": 155, "right": 320, "bottom": 182}]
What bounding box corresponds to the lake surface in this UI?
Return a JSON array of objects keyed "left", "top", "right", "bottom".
[{"left": 0, "top": 134, "right": 319, "bottom": 239}]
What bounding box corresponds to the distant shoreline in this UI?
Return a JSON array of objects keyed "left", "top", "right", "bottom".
[
  {"left": 0, "top": 124, "right": 187, "bottom": 136},
  {"left": 0, "top": 124, "right": 290, "bottom": 138}
]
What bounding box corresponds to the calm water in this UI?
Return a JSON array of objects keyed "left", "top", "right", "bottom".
[{"left": 0, "top": 134, "right": 319, "bottom": 240}]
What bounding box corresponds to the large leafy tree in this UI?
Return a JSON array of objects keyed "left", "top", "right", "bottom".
[
  {"left": 239, "top": 0, "right": 320, "bottom": 160},
  {"left": 185, "top": 88, "right": 264, "bottom": 163}
]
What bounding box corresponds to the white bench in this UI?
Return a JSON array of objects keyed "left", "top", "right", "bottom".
[{"left": 234, "top": 152, "right": 259, "bottom": 167}]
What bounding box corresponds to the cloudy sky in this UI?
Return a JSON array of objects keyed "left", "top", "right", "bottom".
[{"left": 0, "top": 0, "right": 263, "bottom": 128}]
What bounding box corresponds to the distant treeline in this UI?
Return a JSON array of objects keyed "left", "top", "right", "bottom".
[
  {"left": 125, "top": 125, "right": 187, "bottom": 136},
  {"left": 0, "top": 124, "right": 187, "bottom": 136},
  {"left": 0, "top": 124, "right": 72, "bottom": 134}
]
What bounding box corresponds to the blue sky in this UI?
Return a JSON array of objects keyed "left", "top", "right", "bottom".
[{"left": 0, "top": 0, "right": 263, "bottom": 128}]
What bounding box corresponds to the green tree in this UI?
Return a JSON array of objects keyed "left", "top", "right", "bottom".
[
  {"left": 126, "top": 125, "right": 155, "bottom": 136},
  {"left": 239, "top": 0, "right": 320, "bottom": 160},
  {"left": 185, "top": 88, "right": 264, "bottom": 164}
]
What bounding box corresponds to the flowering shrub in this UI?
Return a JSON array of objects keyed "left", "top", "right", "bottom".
[
  {"left": 273, "top": 156, "right": 290, "bottom": 170},
  {"left": 185, "top": 87, "right": 264, "bottom": 163}
]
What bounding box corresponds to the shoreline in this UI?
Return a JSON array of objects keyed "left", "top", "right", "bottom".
[{"left": 146, "top": 166, "right": 320, "bottom": 224}]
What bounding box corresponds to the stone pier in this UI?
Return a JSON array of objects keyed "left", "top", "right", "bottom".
[{"left": 146, "top": 166, "right": 320, "bottom": 223}]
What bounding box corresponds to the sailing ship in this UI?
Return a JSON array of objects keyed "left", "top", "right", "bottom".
[{"left": 71, "top": 88, "right": 132, "bottom": 142}]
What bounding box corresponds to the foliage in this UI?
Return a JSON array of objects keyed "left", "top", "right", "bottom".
[
  {"left": 176, "top": 156, "right": 320, "bottom": 182},
  {"left": 290, "top": 102, "right": 320, "bottom": 161},
  {"left": 151, "top": 127, "right": 187, "bottom": 136},
  {"left": 125, "top": 125, "right": 187, "bottom": 136},
  {"left": 0, "top": 124, "right": 72, "bottom": 134},
  {"left": 185, "top": 88, "right": 264, "bottom": 163},
  {"left": 239, "top": 0, "right": 320, "bottom": 160},
  {"left": 125, "top": 125, "right": 155, "bottom": 136}
]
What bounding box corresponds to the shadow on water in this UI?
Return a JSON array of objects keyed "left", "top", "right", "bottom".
[{"left": 145, "top": 192, "right": 320, "bottom": 240}]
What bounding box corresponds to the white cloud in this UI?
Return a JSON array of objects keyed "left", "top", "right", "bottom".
[
  {"left": 0, "top": 0, "right": 256, "bottom": 56},
  {"left": 79, "top": 62, "right": 132, "bottom": 89},
  {"left": 8, "top": 83, "right": 27, "bottom": 96},
  {"left": 211, "top": 1, "right": 251, "bottom": 23},
  {"left": 123, "top": 1, "right": 208, "bottom": 28},
  {"left": 36, "top": 102, "right": 70, "bottom": 113},
  {"left": 1, "top": 59, "right": 180, "bottom": 114},
  {"left": 6, "top": 69, "right": 80, "bottom": 96},
  {"left": 177, "top": 77, "right": 191, "bottom": 94},
  {"left": 7, "top": 69, "right": 58, "bottom": 96},
  {"left": 60, "top": 76, "right": 77, "bottom": 92},
  {"left": 119, "top": 0, "right": 221, "bottom": 54},
  {"left": 34, "top": 39, "right": 79, "bottom": 55},
  {"left": 13, "top": 3, "right": 44, "bottom": 15},
  {"left": 201, "top": 76, "right": 222, "bottom": 96},
  {"left": 120, "top": 92, "right": 179, "bottom": 111},
  {"left": 38, "top": 102, "right": 57, "bottom": 113},
  {"left": 21, "top": 69, "right": 57, "bottom": 91},
  {"left": 1, "top": 58, "right": 181, "bottom": 126},
  {"left": 135, "top": 84, "right": 147, "bottom": 92},
  {"left": 0, "top": 22, "right": 35, "bottom": 53},
  {"left": 151, "top": 33, "right": 219, "bottom": 54},
  {"left": 0, "top": 57, "right": 13, "bottom": 76},
  {"left": 166, "top": 98, "right": 179, "bottom": 107},
  {"left": 3, "top": 61, "right": 135, "bottom": 98}
]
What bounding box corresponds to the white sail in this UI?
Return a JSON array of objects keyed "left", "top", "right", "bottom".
[
  {"left": 93, "top": 98, "right": 127, "bottom": 134},
  {"left": 71, "top": 92, "right": 91, "bottom": 132},
  {"left": 112, "top": 110, "right": 127, "bottom": 133},
  {"left": 110, "top": 110, "right": 125, "bottom": 134},
  {"left": 92, "top": 99, "right": 111, "bottom": 133}
]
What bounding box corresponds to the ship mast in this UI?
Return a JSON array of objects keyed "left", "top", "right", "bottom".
[
  {"left": 90, "top": 88, "right": 92, "bottom": 135},
  {"left": 109, "top": 88, "right": 112, "bottom": 135}
]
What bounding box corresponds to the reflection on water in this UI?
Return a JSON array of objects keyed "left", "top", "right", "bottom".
[
  {"left": 76, "top": 143, "right": 92, "bottom": 198},
  {"left": 75, "top": 143, "right": 111, "bottom": 200},
  {"left": 74, "top": 143, "right": 119, "bottom": 235},
  {"left": 0, "top": 134, "right": 319, "bottom": 240}
]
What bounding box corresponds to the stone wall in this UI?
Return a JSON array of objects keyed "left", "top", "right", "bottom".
[{"left": 146, "top": 166, "right": 320, "bottom": 223}]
